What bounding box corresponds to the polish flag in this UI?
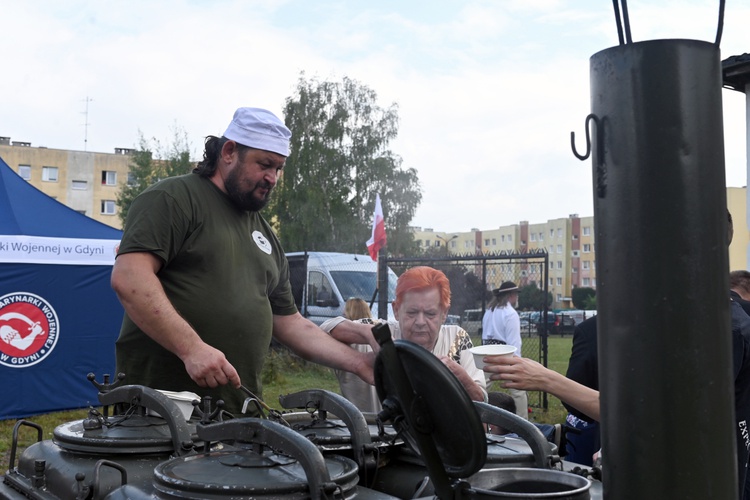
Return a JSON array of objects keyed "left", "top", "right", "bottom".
[{"left": 366, "top": 194, "right": 386, "bottom": 261}]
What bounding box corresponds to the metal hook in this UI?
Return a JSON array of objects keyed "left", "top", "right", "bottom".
[
  {"left": 571, "top": 114, "right": 607, "bottom": 198},
  {"left": 570, "top": 114, "right": 601, "bottom": 161}
]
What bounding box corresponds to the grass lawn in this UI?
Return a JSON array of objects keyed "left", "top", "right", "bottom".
[{"left": 1, "top": 337, "right": 574, "bottom": 472}]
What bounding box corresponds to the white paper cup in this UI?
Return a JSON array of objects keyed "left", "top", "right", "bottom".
[{"left": 469, "top": 344, "right": 517, "bottom": 370}]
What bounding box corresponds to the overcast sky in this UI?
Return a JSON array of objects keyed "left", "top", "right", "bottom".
[{"left": 2, "top": 1, "right": 748, "bottom": 232}]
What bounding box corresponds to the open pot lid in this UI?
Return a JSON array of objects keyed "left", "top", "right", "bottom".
[{"left": 372, "top": 323, "right": 487, "bottom": 483}]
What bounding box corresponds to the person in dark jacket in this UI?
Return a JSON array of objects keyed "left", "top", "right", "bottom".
[
  {"left": 730, "top": 270, "right": 750, "bottom": 317},
  {"left": 562, "top": 316, "right": 601, "bottom": 465}
]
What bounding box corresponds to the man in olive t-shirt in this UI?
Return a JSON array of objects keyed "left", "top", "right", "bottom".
[{"left": 112, "top": 107, "right": 375, "bottom": 415}]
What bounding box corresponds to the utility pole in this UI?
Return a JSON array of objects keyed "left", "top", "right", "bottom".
[{"left": 82, "top": 96, "right": 93, "bottom": 151}]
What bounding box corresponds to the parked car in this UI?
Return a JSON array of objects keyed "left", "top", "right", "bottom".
[
  {"left": 461, "top": 309, "right": 484, "bottom": 337},
  {"left": 554, "top": 312, "right": 578, "bottom": 335},
  {"left": 529, "top": 311, "right": 576, "bottom": 336},
  {"left": 445, "top": 314, "right": 461, "bottom": 325},
  {"left": 560, "top": 309, "right": 597, "bottom": 326},
  {"left": 519, "top": 311, "right": 534, "bottom": 334}
]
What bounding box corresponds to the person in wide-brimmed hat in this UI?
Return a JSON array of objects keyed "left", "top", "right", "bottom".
[
  {"left": 481, "top": 280, "right": 527, "bottom": 419},
  {"left": 492, "top": 281, "right": 518, "bottom": 296}
]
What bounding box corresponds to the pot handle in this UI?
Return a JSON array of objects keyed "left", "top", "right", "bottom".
[
  {"left": 279, "top": 389, "right": 377, "bottom": 477},
  {"left": 98, "top": 385, "right": 195, "bottom": 456},
  {"left": 197, "top": 418, "right": 336, "bottom": 500},
  {"left": 474, "top": 401, "right": 555, "bottom": 469}
]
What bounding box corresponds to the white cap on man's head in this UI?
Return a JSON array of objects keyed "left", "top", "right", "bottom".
[{"left": 223, "top": 107, "right": 292, "bottom": 157}]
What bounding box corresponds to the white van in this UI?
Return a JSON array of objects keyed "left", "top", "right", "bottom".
[
  {"left": 286, "top": 252, "right": 398, "bottom": 325},
  {"left": 461, "top": 309, "right": 484, "bottom": 337}
]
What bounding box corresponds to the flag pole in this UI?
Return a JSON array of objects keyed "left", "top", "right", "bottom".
[
  {"left": 366, "top": 193, "right": 387, "bottom": 319},
  {"left": 377, "top": 246, "right": 388, "bottom": 320}
]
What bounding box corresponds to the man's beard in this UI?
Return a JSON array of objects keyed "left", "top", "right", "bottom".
[{"left": 224, "top": 169, "right": 273, "bottom": 212}]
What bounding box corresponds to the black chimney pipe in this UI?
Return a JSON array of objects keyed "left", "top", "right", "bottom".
[{"left": 590, "top": 39, "right": 736, "bottom": 499}]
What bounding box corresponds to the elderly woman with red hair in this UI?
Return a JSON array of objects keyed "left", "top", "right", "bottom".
[{"left": 322, "top": 266, "right": 486, "bottom": 413}]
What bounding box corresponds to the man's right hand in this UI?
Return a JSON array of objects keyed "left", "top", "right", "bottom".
[
  {"left": 112, "top": 252, "right": 242, "bottom": 390},
  {"left": 182, "top": 342, "right": 241, "bottom": 388}
]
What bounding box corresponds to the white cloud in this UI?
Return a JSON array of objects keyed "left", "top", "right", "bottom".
[{"left": 0, "top": 0, "right": 747, "bottom": 232}]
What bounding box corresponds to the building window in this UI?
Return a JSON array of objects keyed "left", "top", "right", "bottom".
[
  {"left": 434, "top": 240, "right": 440, "bottom": 247},
  {"left": 18, "top": 165, "right": 31, "bottom": 180},
  {"left": 72, "top": 180, "right": 87, "bottom": 190},
  {"left": 557, "top": 245, "right": 562, "bottom": 253},
  {"left": 501, "top": 235, "right": 505, "bottom": 242},
  {"left": 491, "top": 238, "right": 496, "bottom": 245},
  {"left": 549, "top": 278, "right": 553, "bottom": 286},
  {"left": 102, "top": 171, "right": 117, "bottom": 185},
  {"left": 539, "top": 232, "right": 544, "bottom": 241},
  {"left": 101, "top": 200, "right": 116, "bottom": 215},
  {"left": 484, "top": 239, "right": 490, "bottom": 246},
  {"left": 583, "top": 226, "right": 591, "bottom": 236},
  {"left": 42, "top": 166, "right": 58, "bottom": 182},
  {"left": 557, "top": 228, "right": 563, "bottom": 238},
  {"left": 416, "top": 240, "right": 422, "bottom": 247},
  {"left": 557, "top": 277, "right": 562, "bottom": 285},
  {"left": 531, "top": 233, "right": 537, "bottom": 242},
  {"left": 549, "top": 229, "right": 554, "bottom": 237},
  {"left": 572, "top": 267, "right": 578, "bottom": 274},
  {"left": 557, "top": 261, "right": 563, "bottom": 269},
  {"left": 556, "top": 294, "right": 562, "bottom": 302},
  {"left": 451, "top": 240, "right": 457, "bottom": 248},
  {"left": 583, "top": 261, "right": 590, "bottom": 270},
  {"left": 583, "top": 244, "right": 591, "bottom": 253},
  {"left": 583, "top": 278, "right": 591, "bottom": 286},
  {"left": 508, "top": 235, "right": 512, "bottom": 242},
  {"left": 127, "top": 172, "right": 138, "bottom": 186}
]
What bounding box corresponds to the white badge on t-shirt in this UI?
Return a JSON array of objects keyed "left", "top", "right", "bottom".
[{"left": 252, "top": 230, "right": 273, "bottom": 255}]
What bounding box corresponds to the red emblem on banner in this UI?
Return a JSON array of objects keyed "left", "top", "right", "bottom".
[{"left": 0, "top": 292, "right": 59, "bottom": 368}]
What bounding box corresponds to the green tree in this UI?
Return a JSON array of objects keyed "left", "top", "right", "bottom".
[
  {"left": 571, "top": 287, "right": 596, "bottom": 310},
  {"left": 117, "top": 127, "right": 193, "bottom": 227},
  {"left": 518, "top": 282, "right": 552, "bottom": 311},
  {"left": 269, "top": 74, "right": 422, "bottom": 256},
  {"left": 583, "top": 294, "right": 597, "bottom": 310}
]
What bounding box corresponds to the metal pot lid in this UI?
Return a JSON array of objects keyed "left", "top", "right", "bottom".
[
  {"left": 153, "top": 449, "right": 359, "bottom": 498},
  {"left": 53, "top": 385, "right": 198, "bottom": 455},
  {"left": 52, "top": 416, "right": 195, "bottom": 454},
  {"left": 372, "top": 323, "right": 487, "bottom": 482},
  {"left": 283, "top": 412, "right": 401, "bottom": 449}
]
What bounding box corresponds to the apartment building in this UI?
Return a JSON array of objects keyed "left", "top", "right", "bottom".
[
  {"left": 414, "top": 204, "right": 749, "bottom": 310},
  {"left": 0, "top": 137, "right": 133, "bottom": 229},
  {"left": 413, "top": 215, "right": 593, "bottom": 309}
]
